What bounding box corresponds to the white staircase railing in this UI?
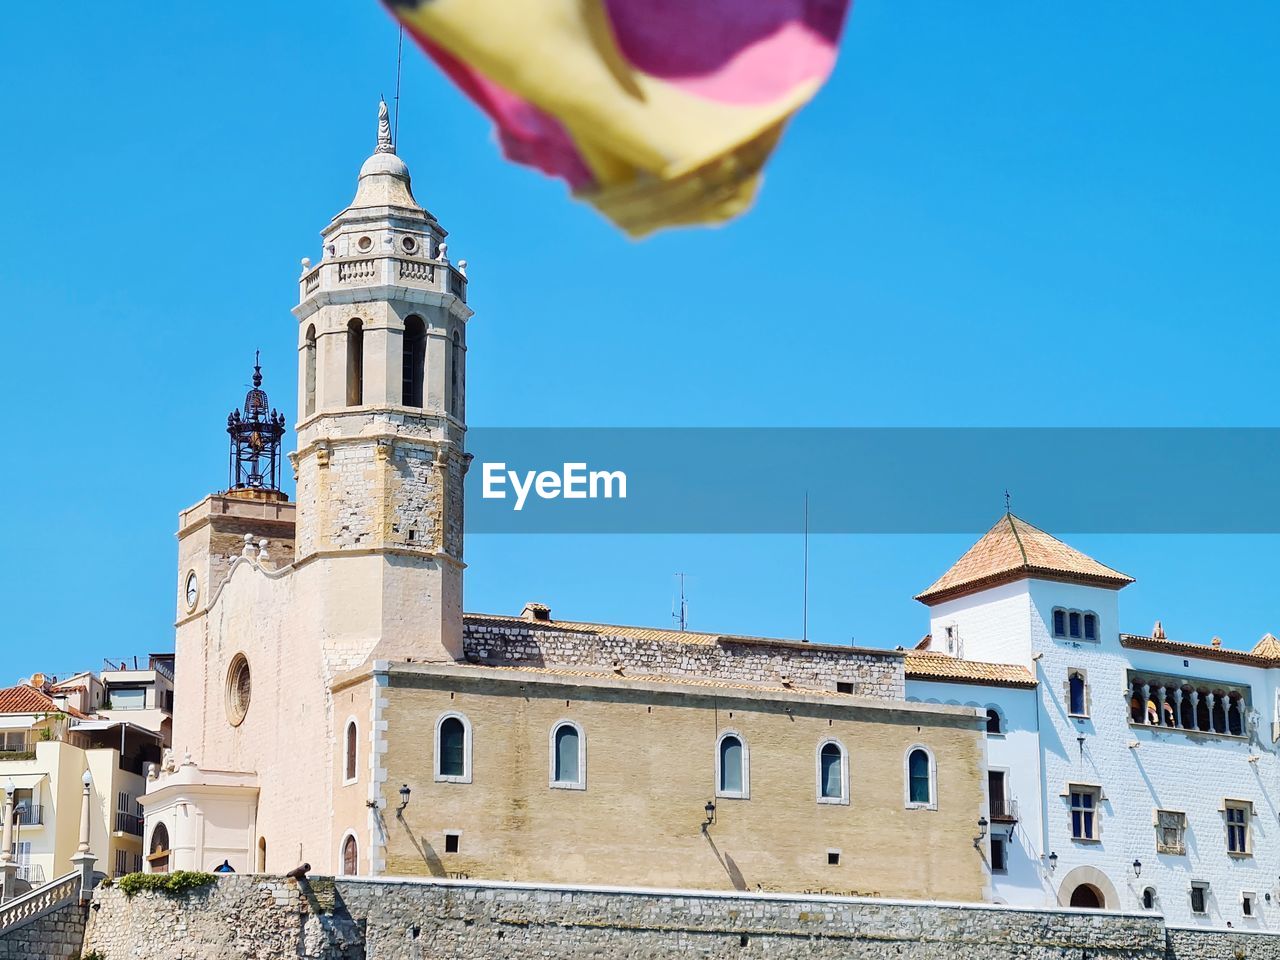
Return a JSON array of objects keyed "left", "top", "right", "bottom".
[{"left": 0, "top": 871, "right": 81, "bottom": 937}]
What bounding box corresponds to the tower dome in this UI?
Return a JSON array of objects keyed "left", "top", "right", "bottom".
[{"left": 351, "top": 101, "right": 419, "bottom": 210}]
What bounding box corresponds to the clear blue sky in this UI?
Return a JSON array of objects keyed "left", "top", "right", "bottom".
[{"left": 3, "top": 2, "right": 1279, "bottom": 680}]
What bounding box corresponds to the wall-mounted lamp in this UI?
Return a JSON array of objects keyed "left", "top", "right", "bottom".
[
  {"left": 1132, "top": 859, "right": 1143, "bottom": 879},
  {"left": 973, "top": 817, "right": 989, "bottom": 849},
  {"left": 703, "top": 801, "right": 717, "bottom": 829},
  {"left": 1048, "top": 852, "right": 1059, "bottom": 873},
  {"left": 397, "top": 784, "right": 412, "bottom": 814}
]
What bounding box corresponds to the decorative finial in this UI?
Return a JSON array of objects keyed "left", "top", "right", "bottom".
[
  {"left": 376, "top": 100, "right": 395, "bottom": 155},
  {"left": 253, "top": 350, "right": 263, "bottom": 388},
  {"left": 1153, "top": 620, "right": 1166, "bottom": 640},
  {"left": 1004, "top": 489, "right": 1012, "bottom": 514}
]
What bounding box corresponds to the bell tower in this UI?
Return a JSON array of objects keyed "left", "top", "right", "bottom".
[{"left": 292, "top": 101, "right": 471, "bottom": 663}]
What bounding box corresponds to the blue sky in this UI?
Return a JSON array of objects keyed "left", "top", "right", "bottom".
[{"left": 2, "top": 2, "right": 1279, "bottom": 680}]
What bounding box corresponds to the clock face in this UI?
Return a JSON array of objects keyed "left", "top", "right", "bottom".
[{"left": 185, "top": 572, "right": 199, "bottom": 610}]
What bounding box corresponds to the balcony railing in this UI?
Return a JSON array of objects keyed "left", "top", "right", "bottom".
[
  {"left": 14, "top": 805, "right": 42, "bottom": 826},
  {"left": 15, "top": 864, "right": 45, "bottom": 885},
  {"left": 990, "top": 798, "right": 1019, "bottom": 823},
  {"left": 114, "top": 812, "right": 144, "bottom": 837}
]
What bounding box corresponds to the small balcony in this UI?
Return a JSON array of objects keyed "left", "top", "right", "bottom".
[
  {"left": 14, "top": 804, "right": 42, "bottom": 827},
  {"left": 15, "top": 864, "right": 44, "bottom": 885},
  {"left": 990, "top": 798, "right": 1020, "bottom": 824},
  {"left": 114, "top": 812, "right": 144, "bottom": 837}
]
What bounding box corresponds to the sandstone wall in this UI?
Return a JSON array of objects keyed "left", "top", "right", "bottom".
[{"left": 83, "top": 874, "right": 1250, "bottom": 960}]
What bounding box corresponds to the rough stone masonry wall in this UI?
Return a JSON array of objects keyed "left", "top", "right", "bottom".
[
  {"left": 463, "top": 621, "right": 906, "bottom": 699},
  {"left": 91, "top": 874, "right": 1280, "bottom": 960},
  {"left": 0, "top": 901, "right": 88, "bottom": 960}
]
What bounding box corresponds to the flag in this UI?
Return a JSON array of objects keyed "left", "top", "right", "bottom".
[{"left": 384, "top": 0, "right": 852, "bottom": 237}]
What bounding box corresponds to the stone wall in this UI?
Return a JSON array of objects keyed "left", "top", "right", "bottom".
[
  {"left": 90, "top": 873, "right": 1280, "bottom": 960},
  {"left": 0, "top": 900, "right": 87, "bottom": 960},
  {"left": 463, "top": 618, "right": 906, "bottom": 698}
]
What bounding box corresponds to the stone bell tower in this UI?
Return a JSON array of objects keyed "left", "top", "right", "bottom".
[{"left": 292, "top": 101, "right": 471, "bottom": 664}]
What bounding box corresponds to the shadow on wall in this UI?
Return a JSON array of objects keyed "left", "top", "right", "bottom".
[
  {"left": 702, "top": 827, "right": 748, "bottom": 891},
  {"left": 296, "top": 877, "right": 367, "bottom": 960}
]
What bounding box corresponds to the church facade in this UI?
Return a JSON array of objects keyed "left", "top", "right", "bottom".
[{"left": 140, "top": 105, "right": 991, "bottom": 901}]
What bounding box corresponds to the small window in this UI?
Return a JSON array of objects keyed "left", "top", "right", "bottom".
[
  {"left": 717, "top": 733, "right": 748, "bottom": 798},
  {"left": 449, "top": 330, "right": 463, "bottom": 419},
  {"left": 1053, "top": 609, "right": 1067, "bottom": 638},
  {"left": 341, "top": 835, "right": 358, "bottom": 876},
  {"left": 827, "top": 850, "right": 841, "bottom": 867},
  {"left": 304, "top": 324, "right": 317, "bottom": 417},
  {"left": 551, "top": 722, "right": 585, "bottom": 789},
  {"left": 346, "top": 319, "right": 364, "bottom": 406},
  {"left": 836, "top": 681, "right": 854, "bottom": 695},
  {"left": 1156, "top": 810, "right": 1187, "bottom": 856},
  {"left": 990, "top": 835, "right": 1008, "bottom": 873},
  {"left": 402, "top": 316, "right": 426, "bottom": 408},
  {"left": 817, "top": 741, "right": 848, "bottom": 804},
  {"left": 1142, "top": 887, "right": 1156, "bottom": 911},
  {"left": 1069, "top": 611, "right": 1082, "bottom": 639},
  {"left": 1226, "top": 802, "right": 1251, "bottom": 856},
  {"left": 344, "top": 721, "right": 358, "bottom": 783},
  {"left": 906, "top": 748, "right": 935, "bottom": 808},
  {"left": 1068, "top": 672, "right": 1088, "bottom": 717},
  {"left": 1243, "top": 891, "right": 1257, "bottom": 918},
  {"left": 1083, "top": 614, "right": 1098, "bottom": 641},
  {"left": 444, "top": 832, "right": 461, "bottom": 854},
  {"left": 435, "top": 713, "right": 471, "bottom": 783},
  {"left": 1191, "top": 883, "right": 1209, "bottom": 916},
  {"left": 1070, "top": 787, "right": 1099, "bottom": 841},
  {"left": 986, "top": 709, "right": 1003, "bottom": 735}
]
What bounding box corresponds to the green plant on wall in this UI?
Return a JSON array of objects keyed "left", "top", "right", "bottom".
[{"left": 116, "top": 872, "right": 218, "bottom": 898}]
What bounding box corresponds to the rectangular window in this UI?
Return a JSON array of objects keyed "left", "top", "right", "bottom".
[
  {"left": 1191, "top": 883, "right": 1209, "bottom": 915},
  {"left": 827, "top": 850, "right": 841, "bottom": 867},
  {"left": 1053, "top": 610, "right": 1066, "bottom": 638},
  {"left": 1226, "top": 803, "right": 1251, "bottom": 855},
  {"left": 108, "top": 687, "right": 147, "bottom": 710},
  {"left": 1243, "top": 892, "right": 1256, "bottom": 917},
  {"left": 1071, "top": 788, "right": 1099, "bottom": 841},
  {"left": 1156, "top": 810, "right": 1187, "bottom": 856},
  {"left": 0, "top": 731, "right": 29, "bottom": 753},
  {"left": 1084, "top": 614, "right": 1097, "bottom": 641},
  {"left": 1069, "top": 612, "right": 1082, "bottom": 639},
  {"left": 444, "top": 832, "right": 461, "bottom": 854},
  {"left": 990, "top": 835, "right": 1008, "bottom": 873},
  {"left": 836, "top": 682, "right": 854, "bottom": 695}
]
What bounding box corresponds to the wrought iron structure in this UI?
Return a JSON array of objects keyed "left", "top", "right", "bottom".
[{"left": 227, "top": 354, "right": 287, "bottom": 493}]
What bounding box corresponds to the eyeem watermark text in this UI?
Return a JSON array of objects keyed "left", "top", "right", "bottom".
[{"left": 481, "top": 462, "right": 628, "bottom": 512}]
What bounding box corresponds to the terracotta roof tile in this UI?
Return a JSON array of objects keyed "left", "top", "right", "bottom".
[
  {"left": 903, "top": 653, "right": 1037, "bottom": 689},
  {"left": 0, "top": 684, "right": 87, "bottom": 718},
  {"left": 1121, "top": 633, "right": 1280, "bottom": 668},
  {"left": 915, "top": 514, "right": 1134, "bottom": 605}
]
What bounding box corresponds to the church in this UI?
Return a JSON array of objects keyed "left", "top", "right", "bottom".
[{"left": 138, "top": 104, "right": 991, "bottom": 901}]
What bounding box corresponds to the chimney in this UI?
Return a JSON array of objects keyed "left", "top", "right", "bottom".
[{"left": 521, "top": 602, "right": 552, "bottom": 623}]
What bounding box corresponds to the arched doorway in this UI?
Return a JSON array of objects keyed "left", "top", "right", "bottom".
[
  {"left": 1070, "top": 884, "right": 1104, "bottom": 909},
  {"left": 147, "top": 823, "right": 171, "bottom": 875}
]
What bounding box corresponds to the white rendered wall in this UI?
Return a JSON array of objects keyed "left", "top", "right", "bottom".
[{"left": 927, "top": 581, "right": 1035, "bottom": 668}]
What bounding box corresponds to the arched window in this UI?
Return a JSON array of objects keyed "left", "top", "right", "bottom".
[
  {"left": 344, "top": 720, "right": 358, "bottom": 783},
  {"left": 402, "top": 316, "right": 426, "bottom": 408},
  {"left": 986, "top": 709, "right": 1003, "bottom": 735},
  {"left": 906, "top": 747, "right": 936, "bottom": 808},
  {"left": 346, "top": 319, "right": 364, "bottom": 406},
  {"left": 256, "top": 837, "right": 267, "bottom": 873},
  {"left": 716, "top": 732, "right": 749, "bottom": 799},
  {"left": 435, "top": 713, "right": 471, "bottom": 783},
  {"left": 449, "top": 330, "right": 463, "bottom": 419},
  {"left": 1068, "top": 672, "right": 1087, "bottom": 717},
  {"left": 341, "top": 834, "right": 358, "bottom": 876},
  {"left": 550, "top": 722, "right": 585, "bottom": 789},
  {"left": 304, "top": 325, "right": 317, "bottom": 417},
  {"left": 1142, "top": 887, "right": 1156, "bottom": 910},
  {"left": 148, "top": 823, "right": 171, "bottom": 875},
  {"left": 817, "top": 740, "right": 848, "bottom": 804}
]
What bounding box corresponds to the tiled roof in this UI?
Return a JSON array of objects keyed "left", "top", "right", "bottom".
[
  {"left": 0, "top": 684, "right": 87, "bottom": 718},
  {"left": 1121, "top": 633, "right": 1280, "bottom": 668},
  {"left": 903, "top": 653, "right": 1037, "bottom": 689},
  {"left": 915, "top": 514, "right": 1134, "bottom": 605}
]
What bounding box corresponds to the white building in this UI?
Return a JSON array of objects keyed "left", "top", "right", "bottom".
[{"left": 906, "top": 513, "right": 1280, "bottom": 928}]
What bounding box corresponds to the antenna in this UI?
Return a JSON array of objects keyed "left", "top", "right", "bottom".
[
  {"left": 802, "top": 493, "right": 810, "bottom": 643},
  {"left": 393, "top": 24, "right": 405, "bottom": 145},
  {"left": 672, "top": 574, "right": 689, "bottom": 632}
]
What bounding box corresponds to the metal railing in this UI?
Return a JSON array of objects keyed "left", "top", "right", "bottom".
[
  {"left": 114, "top": 812, "right": 144, "bottom": 837},
  {"left": 14, "top": 804, "right": 42, "bottom": 826},
  {"left": 15, "top": 864, "right": 45, "bottom": 884},
  {"left": 0, "top": 870, "right": 77, "bottom": 935},
  {"left": 990, "top": 798, "right": 1019, "bottom": 822}
]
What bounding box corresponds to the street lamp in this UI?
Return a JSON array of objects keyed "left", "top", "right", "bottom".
[
  {"left": 703, "top": 801, "right": 716, "bottom": 828},
  {"left": 973, "top": 817, "right": 989, "bottom": 849},
  {"left": 1048, "top": 852, "right": 1059, "bottom": 873},
  {"left": 397, "top": 784, "right": 412, "bottom": 813},
  {"left": 1132, "top": 859, "right": 1143, "bottom": 879}
]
